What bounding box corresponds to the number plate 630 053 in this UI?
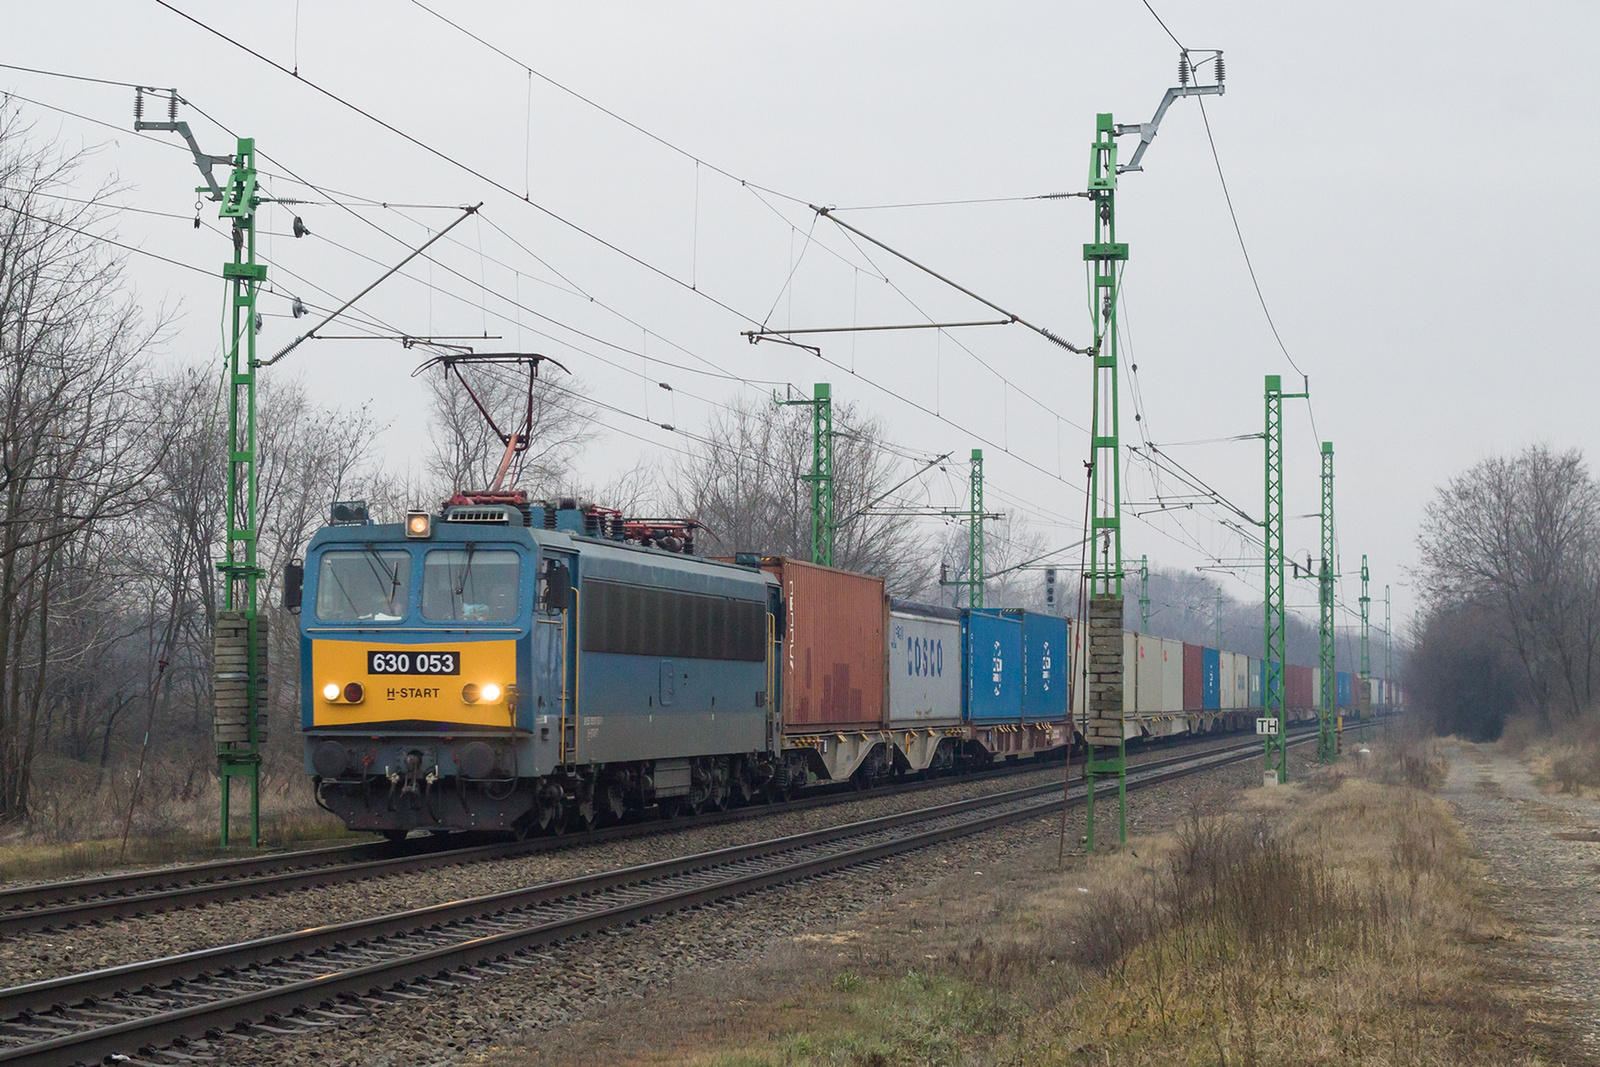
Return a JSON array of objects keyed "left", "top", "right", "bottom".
[{"left": 367, "top": 650, "right": 460, "bottom": 675}]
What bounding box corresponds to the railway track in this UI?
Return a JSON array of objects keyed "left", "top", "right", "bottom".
[
  {"left": 0, "top": 724, "right": 1330, "bottom": 937},
  {"left": 0, "top": 731, "right": 1317, "bottom": 1067}
]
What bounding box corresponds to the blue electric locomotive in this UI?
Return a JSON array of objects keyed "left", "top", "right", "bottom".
[{"left": 299, "top": 497, "right": 780, "bottom": 838}]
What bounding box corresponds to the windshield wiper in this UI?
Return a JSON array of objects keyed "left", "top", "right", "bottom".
[
  {"left": 363, "top": 543, "right": 404, "bottom": 614},
  {"left": 454, "top": 543, "right": 477, "bottom": 609}
]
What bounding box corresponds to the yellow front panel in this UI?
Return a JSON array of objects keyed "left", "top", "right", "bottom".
[{"left": 311, "top": 638, "right": 518, "bottom": 728}]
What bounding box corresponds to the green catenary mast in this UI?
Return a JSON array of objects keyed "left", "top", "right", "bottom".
[
  {"left": 779, "top": 383, "right": 834, "bottom": 567},
  {"left": 1319, "top": 441, "right": 1337, "bottom": 763},
  {"left": 1263, "top": 375, "right": 1307, "bottom": 784},
  {"left": 1082, "top": 57, "right": 1224, "bottom": 846},
  {"left": 1139, "top": 554, "right": 1150, "bottom": 632},
  {"left": 968, "top": 449, "right": 985, "bottom": 608},
  {"left": 1081, "top": 112, "right": 1129, "bottom": 849},
  {"left": 1385, "top": 584, "right": 1392, "bottom": 703},
  {"left": 136, "top": 91, "right": 267, "bottom": 846},
  {"left": 1360, "top": 554, "right": 1371, "bottom": 721}
]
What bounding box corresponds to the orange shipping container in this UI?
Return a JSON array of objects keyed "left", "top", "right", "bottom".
[{"left": 763, "top": 557, "right": 887, "bottom": 731}]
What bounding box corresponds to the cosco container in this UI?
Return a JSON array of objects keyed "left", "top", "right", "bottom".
[
  {"left": 962, "top": 610, "right": 1024, "bottom": 724},
  {"left": 887, "top": 600, "right": 961, "bottom": 726},
  {"left": 762, "top": 557, "right": 886, "bottom": 731},
  {"left": 1161, "top": 639, "right": 1185, "bottom": 713},
  {"left": 1135, "top": 633, "right": 1163, "bottom": 714},
  {"left": 1183, "top": 643, "right": 1203, "bottom": 711},
  {"left": 1201, "top": 647, "right": 1221, "bottom": 710},
  {"left": 1337, "top": 671, "right": 1352, "bottom": 708},
  {"left": 992, "top": 609, "right": 1069, "bottom": 722}
]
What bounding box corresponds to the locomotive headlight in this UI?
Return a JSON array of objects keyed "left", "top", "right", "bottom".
[
  {"left": 461, "top": 683, "right": 481, "bottom": 704},
  {"left": 343, "top": 682, "right": 365, "bottom": 704},
  {"left": 322, "top": 682, "right": 341, "bottom": 702},
  {"left": 405, "top": 510, "right": 432, "bottom": 538},
  {"left": 481, "top": 683, "right": 502, "bottom": 703}
]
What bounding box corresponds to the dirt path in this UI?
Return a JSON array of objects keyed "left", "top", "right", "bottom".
[{"left": 1442, "top": 741, "right": 1600, "bottom": 1052}]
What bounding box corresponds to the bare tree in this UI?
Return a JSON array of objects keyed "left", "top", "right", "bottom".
[
  {"left": 0, "top": 109, "right": 180, "bottom": 819},
  {"left": 1415, "top": 444, "right": 1600, "bottom": 722},
  {"left": 664, "top": 393, "right": 935, "bottom": 596}
]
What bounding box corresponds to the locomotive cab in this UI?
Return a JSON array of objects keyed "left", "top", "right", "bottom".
[{"left": 301, "top": 509, "right": 548, "bottom": 836}]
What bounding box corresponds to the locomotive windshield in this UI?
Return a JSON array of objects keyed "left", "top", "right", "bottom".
[
  {"left": 315, "top": 549, "right": 411, "bottom": 622},
  {"left": 421, "top": 548, "right": 521, "bottom": 622}
]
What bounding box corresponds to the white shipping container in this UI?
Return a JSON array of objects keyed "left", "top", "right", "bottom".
[
  {"left": 1123, "top": 630, "right": 1138, "bottom": 715},
  {"left": 1217, "top": 652, "right": 1236, "bottom": 710},
  {"left": 1233, "top": 654, "right": 1249, "bottom": 708},
  {"left": 887, "top": 610, "right": 962, "bottom": 724},
  {"left": 1161, "top": 637, "right": 1185, "bottom": 713},
  {"left": 1135, "top": 633, "right": 1163, "bottom": 714},
  {"left": 1248, "top": 657, "right": 1263, "bottom": 708},
  {"left": 1311, "top": 666, "right": 1322, "bottom": 709}
]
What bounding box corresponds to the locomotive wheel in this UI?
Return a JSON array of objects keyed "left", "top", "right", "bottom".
[{"left": 549, "top": 801, "right": 570, "bottom": 837}]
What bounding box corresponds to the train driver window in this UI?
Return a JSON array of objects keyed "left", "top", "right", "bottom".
[
  {"left": 315, "top": 549, "right": 411, "bottom": 622},
  {"left": 421, "top": 548, "right": 521, "bottom": 622}
]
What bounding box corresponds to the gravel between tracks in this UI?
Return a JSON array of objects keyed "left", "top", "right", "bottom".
[
  {"left": 153, "top": 748, "right": 1313, "bottom": 1067},
  {"left": 0, "top": 735, "right": 1274, "bottom": 990}
]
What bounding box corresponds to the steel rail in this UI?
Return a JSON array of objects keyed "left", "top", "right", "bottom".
[
  {"left": 0, "top": 724, "right": 1316, "bottom": 935},
  {"left": 0, "top": 733, "right": 1320, "bottom": 1066}
]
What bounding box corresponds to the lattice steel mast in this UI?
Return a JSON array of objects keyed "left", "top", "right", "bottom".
[
  {"left": 136, "top": 90, "right": 268, "bottom": 846},
  {"left": 1319, "top": 441, "right": 1337, "bottom": 764},
  {"left": 1263, "top": 375, "right": 1307, "bottom": 783},
  {"left": 1139, "top": 554, "right": 1150, "bottom": 632},
  {"left": 779, "top": 383, "right": 835, "bottom": 566},
  {"left": 1082, "top": 55, "right": 1224, "bottom": 847},
  {"left": 1360, "top": 554, "right": 1371, "bottom": 721}
]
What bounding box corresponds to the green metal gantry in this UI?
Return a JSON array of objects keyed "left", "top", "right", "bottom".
[
  {"left": 780, "top": 383, "right": 834, "bottom": 567},
  {"left": 1319, "top": 441, "right": 1337, "bottom": 764},
  {"left": 1139, "top": 554, "right": 1150, "bottom": 632},
  {"left": 1264, "top": 375, "right": 1307, "bottom": 784}
]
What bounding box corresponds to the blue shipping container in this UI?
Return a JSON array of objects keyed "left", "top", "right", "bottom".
[
  {"left": 1336, "top": 671, "right": 1352, "bottom": 707},
  {"left": 1201, "top": 647, "right": 1221, "bottom": 710},
  {"left": 989, "top": 609, "right": 1069, "bottom": 722},
  {"left": 962, "top": 610, "right": 1024, "bottom": 724}
]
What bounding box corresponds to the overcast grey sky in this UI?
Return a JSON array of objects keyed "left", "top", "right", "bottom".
[{"left": 5, "top": 1, "right": 1597, "bottom": 641}]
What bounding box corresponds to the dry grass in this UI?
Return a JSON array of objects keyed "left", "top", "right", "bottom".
[
  {"left": 1503, "top": 712, "right": 1600, "bottom": 796},
  {"left": 0, "top": 752, "right": 353, "bottom": 883},
  {"left": 563, "top": 747, "right": 1580, "bottom": 1067}
]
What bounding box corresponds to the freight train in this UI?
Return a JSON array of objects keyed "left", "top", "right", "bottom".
[{"left": 293, "top": 495, "right": 1399, "bottom": 839}]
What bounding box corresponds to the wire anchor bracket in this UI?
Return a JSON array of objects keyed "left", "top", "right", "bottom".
[{"left": 1112, "top": 51, "right": 1227, "bottom": 175}]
